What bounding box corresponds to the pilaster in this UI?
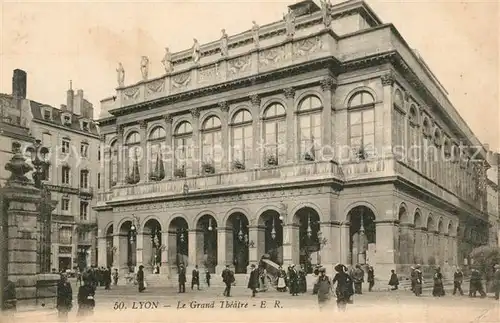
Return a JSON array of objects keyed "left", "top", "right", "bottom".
[
  {"left": 164, "top": 114, "right": 173, "bottom": 179},
  {"left": 139, "top": 120, "right": 148, "bottom": 182},
  {"left": 250, "top": 94, "right": 262, "bottom": 168},
  {"left": 320, "top": 77, "right": 337, "bottom": 148},
  {"left": 375, "top": 220, "right": 397, "bottom": 272},
  {"left": 248, "top": 225, "right": 264, "bottom": 269},
  {"left": 284, "top": 88, "right": 296, "bottom": 163},
  {"left": 97, "top": 235, "right": 107, "bottom": 267},
  {"left": 117, "top": 125, "right": 125, "bottom": 184},
  {"left": 380, "top": 72, "right": 394, "bottom": 158},
  {"left": 219, "top": 101, "right": 230, "bottom": 172},
  {"left": 190, "top": 108, "right": 201, "bottom": 176},
  {"left": 135, "top": 232, "right": 144, "bottom": 269},
  {"left": 399, "top": 223, "right": 415, "bottom": 265}
]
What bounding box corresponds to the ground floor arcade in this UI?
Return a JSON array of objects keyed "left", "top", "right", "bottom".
[{"left": 97, "top": 183, "right": 486, "bottom": 279}]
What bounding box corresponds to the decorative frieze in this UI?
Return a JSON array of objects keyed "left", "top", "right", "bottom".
[
  {"left": 145, "top": 79, "right": 165, "bottom": 97},
  {"left": 228, "top": 56, "right": 252, "bottom": 79},
  {"left": 293, "top": 36, "right": 323, "bottom": 58},
  {"left": 171, "top": 72, "right": 191, "bottom": 90}
]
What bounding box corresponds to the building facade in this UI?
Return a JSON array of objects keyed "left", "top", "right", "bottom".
[
  {"left": 1, "top": 70, "right": 101, "bottom": 272},
  {"left": 95, "top": 0, "right": 490, "bottom": 279},
  {"left": 486, "top": 151, "right": 499, "bottom": 247}
]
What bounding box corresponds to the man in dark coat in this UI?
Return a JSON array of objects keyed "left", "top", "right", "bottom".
[
  {"left": 2, "top": 279, "right": 17, "bottom": 313},
  {"left": 205, "top": 269, "right": 211, "bottom": 288},
  {"left": 388, "top": 269, "right": 399, "bottom": 290},
  {"left": 298, "top": 265, "right": 307, "bottom": 293},
  {"left": 191, "top": 265, "right": 200, "bottom": 290},
  {"left": 57, "top": 273, "right": 73, "bottom": 321},
  {"left": 413, "top": 265, "right": 423, "bottom": 296},
  {"left": 222, "top": 265, "right": 235, "bottom": 297},
  {"left": 367, "top": 266, "right": 375, "bottom": 292},
  {"left": 178, "top": 264, "right": 186, "bottom": 293},
  {"left": 410, "top": 266, "right": 416, "bottom": 292},
  {"left": 352, "top": 264, "right": 364, "bottom": 294},
  {"left": 104, "top": 267, "right": 112, "bottom": 290},
  {"left": 288, "top": 265, "right": 299, "bottom": 296},
  {"left": 452, "top": 267, "right": 464, "bottom": 296},
  {"left": 469, "top": 267, "right": 486, "bottom": 298},
  {"left": 247, "top": 264, "right": 259, "bottom": 297},
  {"left": 77, "top": 277, "right": 95, "bottom": 318},
  {"left": 493, "top": 264, "right": 500, "bottom": 300},
  {"left": 137, "top": 265, "right": 145, "bottom": 292}
]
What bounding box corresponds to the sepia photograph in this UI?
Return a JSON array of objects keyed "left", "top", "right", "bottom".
[{"left": 0, "top": 0, "right": 499, "bottom": 322}]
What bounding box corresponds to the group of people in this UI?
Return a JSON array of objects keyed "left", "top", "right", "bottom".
[
  {"left": 76, "top": 266, "right": 118, "bottom": 289},
  {"left": 56, "top": 272, "right": 96, "bottom": 321},
  {"left": 276, "top": 264, "right": 307, "bottom": 295}
]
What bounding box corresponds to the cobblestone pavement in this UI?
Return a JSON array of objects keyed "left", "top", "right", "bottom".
[{"left": 11, "top": 283, "right": 499, "bottom": 323}]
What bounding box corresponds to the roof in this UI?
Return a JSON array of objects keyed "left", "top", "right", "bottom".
[
  {"left": 30, "top": 100, "right": 99, "bottom": 136},
  {"left": 0, "top": 121, "right": 33, "bottom": 142}
]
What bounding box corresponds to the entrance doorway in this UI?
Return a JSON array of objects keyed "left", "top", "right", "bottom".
[{"left": 59, "top": 257, "right": 71, "bottom": 271}]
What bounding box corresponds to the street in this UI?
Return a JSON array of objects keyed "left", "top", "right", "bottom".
[{"left": 13, "top": 281, "right": 500, "bottom": 323}]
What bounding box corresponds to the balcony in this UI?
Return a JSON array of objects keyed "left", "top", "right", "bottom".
[{"left": 78, "top": 187, "right": 94, "bottom": 198}]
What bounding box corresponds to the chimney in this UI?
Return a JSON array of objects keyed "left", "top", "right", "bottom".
[
  {"left": 74, "top": 89, "right": 84, "bottom": 116},
  {"left": 12, "top": 69, "right": 27, "bottom": 99},
  {"left": 66, "top": 80, "right": 74, "bottom": 113}
]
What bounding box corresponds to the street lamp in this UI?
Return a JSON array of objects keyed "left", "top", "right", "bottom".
[
  {"left": 129, "top": 214, "right": 139, "bottom": 242},
  {"left": 317, "top": 231, "right": 328, "bottom": 265},
  {"left": 27, "top": 139, "right": 50, "bottom": 188}
]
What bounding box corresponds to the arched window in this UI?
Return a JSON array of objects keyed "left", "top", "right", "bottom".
[
  {"left": 230, "top": 109, "right": 253, "bottom": 169},
  {"left": 148, "top": 126, "right": 166, "bottom": 181},
  {"left": 125, "top": 131, "right": 141, "bottom": 179},
  {"left": 392, "top": 89, "right": 405, "bottom": 156},
  {"left": 297, "top": 96, "right": 322, "bottom": 161},
  {"left": 110, "top": 140, "right": 118, "bottom": 187},
  {"left": 201, "top": 116, "right": 222, "bottom": 173},
  {"left": 263, "top": 103, "right": 286, "bottom": 166},
  {"left": 174, "top": 121, "right": 193, "bottom": 177},
  {"left": 348, "top": 91, "right": 375, "bottom": 159},
  {"left": 408, "top": 105, "right": 419, "bottom": 170}
]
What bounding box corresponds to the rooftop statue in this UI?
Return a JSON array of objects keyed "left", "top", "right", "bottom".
[
  {"left": 252, "top": 21, "right": 260, "bottom": 47},
  {"left": 161, "top": 47, "right": 174, "bottom": 74},
  {"left": 283, "top": 8, "right": 296, "bottom": 38},
  {"left": 192, "top": 38, "right": 201, "bottom": 64},
  {"left": 320, "top": 0, "right": 332, "bottom": 27},
  {"left": 220, "top": 29, "right": 229, "bottom": 57},
  {"left": 116, "top": 62, "right": 125, "bottom": 87},
  {"left": 140, "top": 56, "right": 149, "bottom": 81}
]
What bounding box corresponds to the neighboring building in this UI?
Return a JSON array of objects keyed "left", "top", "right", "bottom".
[
  {"left": 486, "top": 151, "right": 499, "bottom": 247},
  {"left": 95, "top": 0, "right": 491, "bottom": 280},
  {"left": 0, "top": 70, "right": 35, "bottom": 186},
  {"left": 1, "top": 69, "right": 101, "bottom": 272}
]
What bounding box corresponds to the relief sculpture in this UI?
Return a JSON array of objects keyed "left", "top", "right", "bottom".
[
  {"left": 228, "top": 55, "right": 251, "bottom": 78},
  {"left": 122, "top": 86, "right": 140, "bottom": 101},
  {"left": 171, "top": 72, "right": 191, "bottom": 90},
  {"left": 258, "top": 46, "right": 286, "bottom": 69},
  {"left": 293, "top": 36, "right": 324, "bottom": 58},
  {"left": 198, "top": 64, "right": 220, "bottom": 84},
  {"left": 146, "top": 79, "right": 165, "bottom": 97}
]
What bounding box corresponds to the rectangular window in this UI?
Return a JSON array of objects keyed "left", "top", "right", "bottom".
[
  {"left": 43, "top": 110, "right": 51, "bottom": 120},
  {"left": 349, "top": 109, "right": 375, "bottom": 158},
  {"left": 80, "top": 170, "right": 89, "bottom": 188},
  {"left": 98, "top": 147, "right": 101, "bottom": 161},
  {"left": 79, "top": 201, "right": 88, "bottom": 221},
  {"left": 61, "top": 166, "right": 70, "bottom": 184},
  {"left": 58, "top": 227, "right": 72, "bottom": 245},
  {"left": 62, "top": 140, "right": 70, "bottom": 154},
  {"left": 61, "top": 198, "right": 70, "bottom": 211},
  {"left": 97, "top": 173, "right": 101, "bottom": 189},
  {"left": 82, "top": 122, "right": 89, "bottom": 131},
  {"left": 80, "top": 143, "right": 89, "bottom": 158}
]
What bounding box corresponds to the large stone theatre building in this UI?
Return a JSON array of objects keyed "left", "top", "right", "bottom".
[{"left": 95, "top": 0, "right": 490, "bottom": 281}]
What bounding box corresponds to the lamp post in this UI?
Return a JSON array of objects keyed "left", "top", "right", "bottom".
[
  {"left": 27, "top": 139, "right": 52, "bottom": 273},
  {"left": 128, "top": 214, "right": 139, "bottom": 271},
  {"left": 317, "top": 230, "right": 328, "bottom": 265}
]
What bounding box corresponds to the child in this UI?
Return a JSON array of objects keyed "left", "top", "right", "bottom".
[{"left": 388, "top": 269, "right": 399, "bottom": 290}]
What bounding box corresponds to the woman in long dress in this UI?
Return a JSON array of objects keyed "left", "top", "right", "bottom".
[
  {"left": 432, "top": 267, "right": 445, "bottom": 297},
  {"left": 277, "top": 266, "right": 287, "bottom": 292},
  {"left": 316, "top": 267, "right": 333, "bottom": 310},
  {"left": 332, "top": 264, "right": 352, "bottom": 312}
]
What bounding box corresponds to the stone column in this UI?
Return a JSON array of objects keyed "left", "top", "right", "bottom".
[
  {"left": 117, "top": 125, "right": 125, "bottom": 184},
  {"left": 248, "top": 226, "right": 264, "bottom": 269},
  {"left": 219, "top": 101, "right": 230, "bottom": 171},
  {"left": 318, "top": 222, "right": 335, "bottom": 272},
  {"left": 320, "top": 77, "right": 337, "bottom": 149},
  {"left": 283, "top": 88, "right": 296, "bottom": 163},
  {"left": 190, "top": 108, "right": 201, "bottom": 176},
  {"left": 450, "top": 234, "right": 458, "bottom": 265},
  {"left": 375, "top": 220, "right": 397, "bottom": 274},
  {"left": 282, "top": 223, "right": 299, "bottom": 266},
  {"left": 163, "top": 114, "right": 174, "bottom": 179},
  {"left": 97, "top": 235, "right": 107, "bottom": 267},
  {"left": 160, "top": 230, "right": 170, "bottom": 278},
  {"left": 399, "top": 223, "right": 415, "bottom": 265},
  {"left": 216, "top": 227, "right": 232, "bottom": 273},
  {"left": 188, "top": 229, "right": 204, "bottom": 270},
  {"left": 339, "top": 223, "right": 350, "bottom": 265},
  {"left": 250, "top": 94, "right": 262, "bottom": 168},
  {"left": 380, "top": 72, "right": 395, "bottom": 158},
  {"left": 139, "top": 120, "right": 148, "bottom": 182},
  {"left": 432, "top": 230, "right": 439, "bottom": 264},
  {"left": 112, "top": 233, "right": 120, "bottom": 269}
]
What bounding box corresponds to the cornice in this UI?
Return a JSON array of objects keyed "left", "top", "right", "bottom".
[{"left": 32, "top": 119, "right": 100, "bottom": 139}]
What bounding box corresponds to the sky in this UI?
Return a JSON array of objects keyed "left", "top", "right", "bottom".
[{"left": 1, "top": 0, "right": 499, "bottom": 151}]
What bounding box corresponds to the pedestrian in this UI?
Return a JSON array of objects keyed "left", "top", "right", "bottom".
[
  {"left": 432, "top": 267, "right": 445, "bottom": 297},
  {"left": 259, "top": 267, "right": 268, "bottom": 292},
  {"left": 248, "top": 264, "right": 259, "bottom": 297},
  {"left": 191, "top": 265, "right": 200, "bottom": 290},
  {"left": 315, "top": 267, "right": 333, "bottom": 311},
  {"left": 452, "top": 267, "right": 464, "bottom": 296},
  {"left": 222, "top": 265, "right": 234, "bottom": 297},
  {"left": 56, "top": 273, "right": 73, "bottom": 322},
  {"left": 493, "top": 264, "right": 500, "bottom": 300},
  {"left": 413, "top": 265, "right": 423, "bottom": 296},
  {"left": 205, "top": 269, "right": 211, "bottom": 287},
  {"left": 178, "top": 264, "right": 186, "bottom": 293},
  {"left": 298, "top": 265, "right": 307, "bottom": 293},
  {"left": 112, "top": 268, "right": 119, "bottom": 286},
  {"left": 77, "top": 277, "right": 95, "bottom": 318},
  {"left": 469, "top": 267, "right": 486, "bottom": 298},
  {"left": 104, "top": 267, "right": 112, "bottom": 290},
  {"left": 367, "top": 266, "right": 375, "bottom": 292},
  {"left": 352, "top": 264, "right": 364, "bottom": 294},
  {"left": 410, "top": 266, "right": 416, "bottom": 292},
  {"left": 76, "top": 269, "right": 82, "bottom": 287},
  {"left": 344, "top": 265, "right": 354, "bottom": 303},
  {"left": 2, "top": 279, "right": 17, "bottom": 315},
  {"left": 137, "top": 265, "right": 145, "bottom": 293},
  {"left": 277, "top": 266, "right": 287, "bottom": 292},
  {"left": 289, "top": 264, "right": 299, "bottom": 296},
  {"left": 332, "top": 264, "right": 352, "bottom": 312},
  {"left": 388, "top": 269, "right": 399, "bottom": 290}
]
